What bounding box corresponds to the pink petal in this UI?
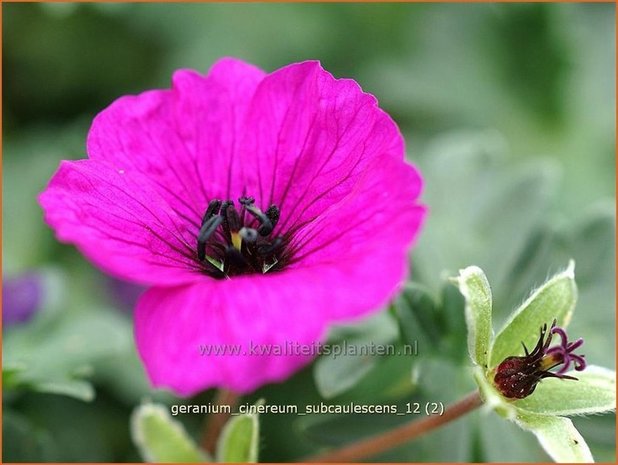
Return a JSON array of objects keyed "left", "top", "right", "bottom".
[
  {"left": 39, "top": 159, "right": 202, "bottom": 285},
  {"left": 87, "top": 58, "right": 266, "bottom": 215},
  {"left": 135, "top": 275, "right": 322, "bottom": 396},
  {"left": 239, "top": 61, "right": 405, "bottom": 235},
  {"left": 136, "top": 249, "right": 415, "bottom": 396},
  {"left": 287, "top": 154, "right": 425, "bottom": 269}
]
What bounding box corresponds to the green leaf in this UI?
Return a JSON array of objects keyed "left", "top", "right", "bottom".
[
  {"left": 411, "top": 135, "right": 556, "bottom": 302},
  {"left": 131, "top": 402, "right": 207, "bottom": 463},
  {"left": 30, "top": 379, "right": 95, "bottom": 402},
  {"left": 216, "top": 405, "right": 260, "bottom": 463},
  {"left": 3, "top": 309, "right": 132, "bottom": 401},
  {"left": 489, "top": 261, "right": 577, "bottom": 369},
  {"left": 396, "top": 283, "right": 443, "bottom": 343},
  {"left": 515, "top": 365, "right": 616, "bottom": 416},
  {"left": 515, "top": 412, "right": 593, "bottom": 463},
  {"left": 314, "top": 350, "right": 377, "bottom": 400},
  {"left": 314, "top": 311, "right": 397, "bottom": 399},
  {"left": 3, "top": 410, "right": 58, "bottom": 462},
  {"left": 454, "top": 266, "right": 493, "bottom": 369}
]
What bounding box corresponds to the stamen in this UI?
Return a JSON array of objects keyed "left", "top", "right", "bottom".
[
  {"left": 257, "top": 237, "right": 283, "bottom": 256},
  {"left": 266, "top": 205, "right": 280, "bottom": 228},
  {"left": 225, "top": 204, "right": 241, "bottom": 232},
  {"left": 244, "top": 204, "right": 273, "bottom": 236},
  {"left": 194, "top": 197, "right": 287, "bottom": 278},
  {"left": 202, "top": 199, "right": 222, "bottom": 224},
  {"left": 197, "top": 215, "right": 223, "bottom": 261}
]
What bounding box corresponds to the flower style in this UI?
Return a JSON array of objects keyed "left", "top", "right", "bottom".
[
  {"left": 39, "top": 58, "right": 426, "bottom": 396},
  {"left": 455, "top": 262, "right": 616, "bottom": 463}
]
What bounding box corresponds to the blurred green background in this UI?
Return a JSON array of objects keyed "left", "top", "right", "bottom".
[{"left": 3, "top": 2, "right": 615, "bottom": 462}]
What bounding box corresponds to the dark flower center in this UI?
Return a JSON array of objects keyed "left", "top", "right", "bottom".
[
  {"left": 196, "top": 197, "right": 285, "bottom": 278},
  {"left": 493, "top": 320, "right": 586, "bottom": 399}
]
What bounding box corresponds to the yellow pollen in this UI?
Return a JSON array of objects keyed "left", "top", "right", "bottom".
[
  {"left": 540, "top": 354, "right": 560, "bottom": 370},
  {"left": 231, "top": 232, "right": 242, "bottom": 251}
]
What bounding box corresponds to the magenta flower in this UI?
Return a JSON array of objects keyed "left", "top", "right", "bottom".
[{"left": 39, "top": 58, "right": 426, "bottom": 396}]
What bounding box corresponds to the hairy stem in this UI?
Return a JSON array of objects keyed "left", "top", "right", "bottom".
[
  {"left": 201, "top": 389, "right": 240, "bottom": 454},
  {"left": 304, "top": 390, "right": 483, "bottom": 462}
]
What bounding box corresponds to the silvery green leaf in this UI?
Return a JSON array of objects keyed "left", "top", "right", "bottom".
[
  {"left": 411, "top": 134, "right": 556, "bottom": 302},
  {"left": 30, "top": 379, "right": 95, "bottom": 402},
  {"left": 216, "top": 405, "right": 260, "bottom": 463},
  {"left": 489, "top": 261, "right": 577, "bottom": 369},
  {"left": 131, "top": 403, "right": 207, "bottom": 463},
  {"left": 515, "top": 366, "right": 616, "bottom": 416},
  {"left": 454, "top": 266, "right": 493, "bottom": 369},
  {"left": 314, "top": 311, "right": 397, "bottom": 399},
  {"left": 3, "top": 309, "right": 131, "bottom": 402},
  {"left": 314, "top": 351, "right": 376, "bottom": 399},
  {"left": 515, "top": 412, "right": 593, "bottom": 463}
]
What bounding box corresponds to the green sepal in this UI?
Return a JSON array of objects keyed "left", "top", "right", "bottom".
[
  {"left": 490, "top": 261, "right": 577, "bottom": 369},
  {"left": 216, "top": 400, "right": 261, "bottom": 463},
  {"left": 514, "top": 412, "right": 593, "bottom": 463},
  {"left": 454, "top": 266, "right": 493, "bottom": 369},
  {"left": 130, "top": 402, "right": 208, "bottom": 463},
  {"left": 515, "top": 366, "right": 616, "bottom": 416}
]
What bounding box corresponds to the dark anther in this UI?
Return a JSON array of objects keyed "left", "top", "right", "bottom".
[
  {"left": 220, "top": 200, "right": 233, "bottom": 215},
  {"left": 244, "top": 204, "right": 273, "bottom": 236},
  {"left": 202, "top": 199, "right": 222, "bottom": 224},
  {"left": 225, "top": 204, "right": 241, "bottom": 232},
  {"left": 197, "top": 215, "right": 223, "bottom": 261},
  {"left": 265, "top": 205, "right": 280, "bottom": 228}
]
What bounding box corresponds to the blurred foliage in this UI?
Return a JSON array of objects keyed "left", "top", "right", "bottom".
[{"left": 3, "top": 2, "right": 615, "bottom": 463}]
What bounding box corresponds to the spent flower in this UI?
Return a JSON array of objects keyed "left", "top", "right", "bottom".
[
  {"left": 493, "top": 319, "right": 586, "bottom": 399},
  {"left": 454, "top": 261, "right": 615, "bottom": 463}
]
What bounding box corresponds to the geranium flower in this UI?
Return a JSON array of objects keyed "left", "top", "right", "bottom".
[{"left": 39, "top": 58, "right": 426, "bottom": 396}]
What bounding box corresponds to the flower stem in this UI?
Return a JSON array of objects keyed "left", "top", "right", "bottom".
[
  {"left": 201, "top": 389, "right": 240, "bottom": 454},
  {"left": 303, "top": 390, "right": 483, "bottom": 462}
]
